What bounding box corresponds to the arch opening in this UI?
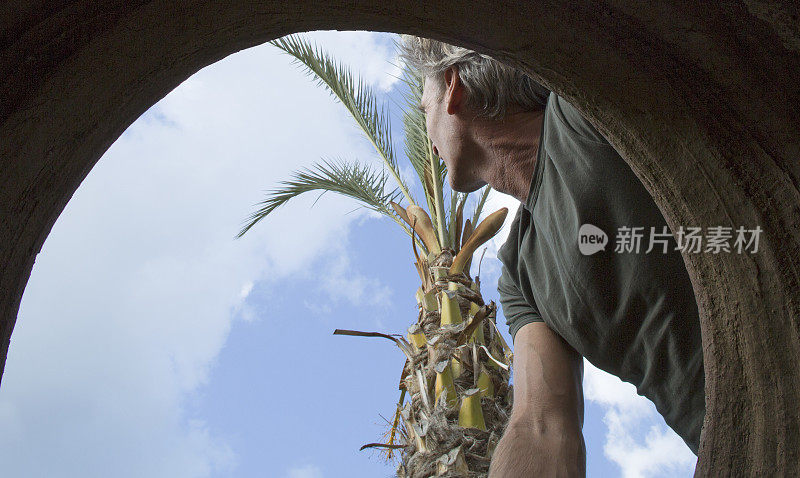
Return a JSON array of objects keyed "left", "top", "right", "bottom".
[{"left": 2, "top": 3, "right": 799, "bottom": 475}]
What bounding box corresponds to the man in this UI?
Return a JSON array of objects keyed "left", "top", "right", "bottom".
[{"left": 400, "top": 36, "right": 705, "bottom": 476}]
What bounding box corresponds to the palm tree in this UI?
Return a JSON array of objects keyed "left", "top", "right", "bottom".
[{"left": 239, "top": 34, "right": 513, "bottom": 477}]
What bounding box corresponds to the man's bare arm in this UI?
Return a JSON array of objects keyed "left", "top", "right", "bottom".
[{"left": 489, "top": 321, "right": 585, "bottom": 477}]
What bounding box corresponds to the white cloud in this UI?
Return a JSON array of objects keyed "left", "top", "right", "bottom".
[
  {"left": 473, "top": 189, "right": 521, "bottom": 285},
  {"left": 304, "top": 30, "right": 402, "bottom": 92},
  {"left": 303, "top": 299, "right": 333, "bottom": 316},
  {"left": 0, "top": 32, "right": 401, "bottom": 477},
  {"left": 603, "top": 418, "right": 697, "bottom": 478},
  {"left": 240, "top": 281, "right": 254, "bottom": 299},
  {"left": 583, "top": 361, "right": 652, "bottom": 418},
  {"left": 583, "top": 362, "right": 697, "bottom": 477},
  {"left": 285, "top": 464, "right": 324, "bottom": 478},
  {"left": 484, "top": 189, "right": 522, "bottom": 249},
  {"left": 318, "top": 246, "right": 393, "bottom": 310}
]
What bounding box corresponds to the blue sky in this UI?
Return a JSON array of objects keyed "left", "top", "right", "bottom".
[{"left": 0, "top": 31, "right": 697, "bottom": 477}]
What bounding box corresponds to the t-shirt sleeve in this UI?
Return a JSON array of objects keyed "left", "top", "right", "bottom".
[
  {"left": 497, "top": 263, "right": 544, "bottom": 345},
  {"left": 551, "top": 94, "right": 612, "bottom": 146}
]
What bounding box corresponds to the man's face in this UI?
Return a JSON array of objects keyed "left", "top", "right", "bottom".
[{"left": 420, "top": 73, "right": 486, "bottom": 193}]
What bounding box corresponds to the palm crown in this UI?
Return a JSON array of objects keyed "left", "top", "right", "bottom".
[
  {"left": 237, "top": 35, "right": 495, "bottom": 256},
  {"left": 239, "top": 34, "right": 513, "bottom": 477}
]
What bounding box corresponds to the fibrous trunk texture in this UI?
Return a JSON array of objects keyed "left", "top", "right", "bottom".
[{"left": 397, "top": 250, "right": 511, "bottom": 477}]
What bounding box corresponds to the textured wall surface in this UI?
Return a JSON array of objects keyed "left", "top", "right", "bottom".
[{"left": 1, "top": 1, "right": 798, "bottom": 475}]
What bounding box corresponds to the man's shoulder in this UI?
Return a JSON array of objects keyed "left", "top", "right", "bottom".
[{"left": 546, "top": 93, "right": 612, "bottom": 146}]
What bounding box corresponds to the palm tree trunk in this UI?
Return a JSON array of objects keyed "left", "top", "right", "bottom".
[{"left": 397, "top": 249, "right": 512, "bottom": 477}]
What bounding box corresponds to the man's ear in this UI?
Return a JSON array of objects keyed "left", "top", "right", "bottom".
[{"left": 444, "top": 66, "right": 464, "bottom": 115}]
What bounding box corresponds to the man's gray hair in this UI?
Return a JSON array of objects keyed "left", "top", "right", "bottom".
[{"left": 399, "top": 35, "right": 550, "bottom": 119}]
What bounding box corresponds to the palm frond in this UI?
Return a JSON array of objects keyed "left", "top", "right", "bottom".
[
  {"left": 399, "top": 68, "right": 433, "bottom": 201},
  {"left": 238, "top": 159, "right": 402, "bottom": 237},
  {"left": 427, "top": 139, "right": 448, "bottom": 249},
  {"left": 447, "top": 192, "right": 467, "bottom": 249},
  {"left": 271, "top": 35, "right": 415, "bottom": 206},
  {"left": 470, "top": 185, "right": 493, "bottom": 227}
]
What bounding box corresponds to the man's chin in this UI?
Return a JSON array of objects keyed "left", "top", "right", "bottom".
[{"left": 450, "top": 178, "right": 487, "bottom": 193}]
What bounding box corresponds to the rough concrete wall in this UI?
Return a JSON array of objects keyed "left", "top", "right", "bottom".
[{"left": 1, "top": 1, "right": 798, "bottom": 475}]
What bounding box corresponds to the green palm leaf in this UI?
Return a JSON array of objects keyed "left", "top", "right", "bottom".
[
  {"left": 271, "top": 35, "right": 416, "bottom": 207},
  {"left": 470, "top": 185, "right": 493, "bottom": 227},
  {"left": 447, "top": 191, "right": 468, "bottom": 248},
  {"left": 237, "top": 159, "right": 407, "bottom": 238},
  {"left": 399, "top": 68, "right": 434, "bottom": 201}
]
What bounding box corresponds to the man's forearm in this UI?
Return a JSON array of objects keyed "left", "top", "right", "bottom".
[
  {"left": 489, "top": 322, "right": 586, "bottom": 477},
  {"left": 490, "top": 417, "right": 585, "bottom": 477},
  {"left": 510, "top": 323, "right": 584, "bottom": 426}
]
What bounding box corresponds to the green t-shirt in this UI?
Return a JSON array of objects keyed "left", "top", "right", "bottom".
[{"left": 497, "top": 93, "right": 705, "bottom": 454}]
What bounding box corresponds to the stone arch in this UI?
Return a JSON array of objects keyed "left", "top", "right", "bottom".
[{"left": 1, "top": 2, "right": 798, "bottom": 475}]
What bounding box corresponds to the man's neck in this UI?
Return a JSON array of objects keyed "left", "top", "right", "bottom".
[{"left": 475, "top": 111, "right": 543, "bottom": 203}]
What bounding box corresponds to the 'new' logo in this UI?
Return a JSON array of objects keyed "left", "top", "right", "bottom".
[{"left": 578, "top": 223, "right": 608, "bottom": 255}]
